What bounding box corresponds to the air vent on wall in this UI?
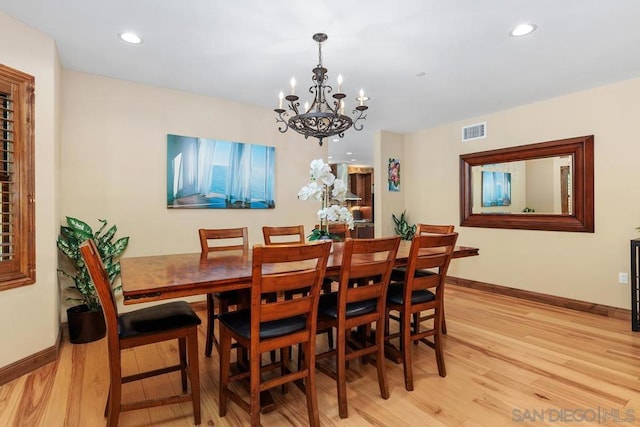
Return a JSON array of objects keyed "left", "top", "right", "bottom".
[{"left": 462, "top": 122, "right": 486, "bottom": 142}]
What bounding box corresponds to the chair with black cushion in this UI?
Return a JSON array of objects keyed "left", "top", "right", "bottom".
[
  {"left": 199, "top": 227, "right": 248, "bottom": 357},
  {"left": 314, "top": 221, "right": 352, "bottom": 303},
  {"left": 79, "top": 239, "right": 201, "bottom": 427},
  {"left": 266, "top": 224, "right": 335, "bottom": 348},
  {"left": 218, "top": 241, "right": 331, "bottom": 427},
  {"left": 385, "top": 232, "right": 458, "bottom": 391},
  {"left": 315, "top": 236, "right": 400, "bottom": 418},
  {"left": 391, "top": 224, "right": 455, "bottom": 335},
  {"left": 262, "top": 224, "right": 305, "bottom": 245},
  {"left": 261, "top": 225, "right": 309, "bottom": 359}
]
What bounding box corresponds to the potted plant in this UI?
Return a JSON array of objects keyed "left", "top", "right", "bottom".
[
  {"left": 298, "top": 158, "right": 354, "bottom": 241},
  {"left": 57, "top": 217, "right": 129, "bottom": 343},
  {"left": 392, "top": 210, "right": 417, "bottom": 240}
]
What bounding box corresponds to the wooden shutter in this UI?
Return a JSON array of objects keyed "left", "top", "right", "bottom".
[{"left": 0, "top": 65, "right": 35, "bottom": 290}]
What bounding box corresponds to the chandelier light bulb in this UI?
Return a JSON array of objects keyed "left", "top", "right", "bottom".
[
  {"left": 278, "top": 91, "right": 284, "bottom": 109},
  {"left": 337, "top": 74, "right": 343, "bottom": 92},
  {"left": 304, "top": 101, "right": 310, "bottom": 112},
  {"left": 290, "top": 77, "right": 296, "bottom": 95}
]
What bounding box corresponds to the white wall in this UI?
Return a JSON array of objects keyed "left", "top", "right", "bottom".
[
  {"left": 395, "top": 77, "right": 640, "bottom": 309},
  {"left": 374, "top": 130, "right": 406, "bottom": 237},
  {"left": 60, "top": 70, "right": 326, "bottom": 311},
  {"left": 0, "top": 11, "right": 61, "bottom": 368}
]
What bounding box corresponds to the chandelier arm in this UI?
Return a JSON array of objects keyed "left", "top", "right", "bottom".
[
  {"left": 352, "top": 109, "right": 368, "bottom": 131},
  {"left": 275, "top": 111, "right": 289, "bottom": 133},
  {"left": 289, "top": 99, "right": 301, "bottom": 115}
]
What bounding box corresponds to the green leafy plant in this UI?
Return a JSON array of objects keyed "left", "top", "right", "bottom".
[
  {"left": 392, "top": 210, "right": 417, "bottom": 240},
  {"left": 308, "top": 227, "right": 341, "bottom": 242},
  {"left": 522, "top": 207, "right": 535, "bottom": 212},
  {"left": 57, "top": 217, "right": 129, "bottom": 311}
]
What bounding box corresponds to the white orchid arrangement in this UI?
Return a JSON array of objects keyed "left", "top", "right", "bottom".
[{"left": 298, "top": 159, "right": 354, "bottom": 240}]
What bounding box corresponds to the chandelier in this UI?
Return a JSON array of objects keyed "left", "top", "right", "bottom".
[{"left": 274, "top": 33, "right": 369, "bottom": 146}]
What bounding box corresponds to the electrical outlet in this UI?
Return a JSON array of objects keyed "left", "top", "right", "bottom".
[{"left": 619, "top": 272, "right": 629, "bottom": 284}]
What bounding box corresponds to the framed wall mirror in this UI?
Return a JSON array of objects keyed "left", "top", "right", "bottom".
[{"left": 460, "top": 135, "right": 594, "bottom": 232}]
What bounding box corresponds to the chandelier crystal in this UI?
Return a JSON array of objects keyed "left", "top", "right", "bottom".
[{"left": 274, "top": 33, "right": 369, "bottom": 146}]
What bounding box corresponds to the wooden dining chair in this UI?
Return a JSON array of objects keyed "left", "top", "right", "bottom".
[
  {"left": 385, "top": 232, "right": 458, "bottom": 391},
  {"left": 80, "top": 239, "right": 201, "bottom": 427},
  {"left": 314, "top": 222, "right": 351, "bottom": 291},
  {"left": 199, "top": 227, "right": 248, "bottom": 357},
  {"left": 218, "top": 241, "right": 331, "bottom": 427},
  {"left": 262, "top": 225, "right": 305, "bottom": 245},
  {"left": 391, "top": 224, "right": 455, "bottom": 334},
  {"left": 315, "top": 236, "right": 400, "bottom": 418},
  {"left": 314, "top": 222, "right": 351, "bottom": 240}
]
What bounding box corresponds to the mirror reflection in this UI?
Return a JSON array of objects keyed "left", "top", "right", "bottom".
[
  {"left": 471, "top": 156, "right": 573, "bottom": 215},
  {"left": 459, "top": 135, "right": 593, "bottom": 232}
]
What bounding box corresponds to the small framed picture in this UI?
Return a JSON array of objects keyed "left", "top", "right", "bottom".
[{"left": 388, "top": 158, "right": 400, "bottom": 191}]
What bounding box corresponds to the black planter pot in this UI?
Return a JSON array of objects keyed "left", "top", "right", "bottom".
[{"left": 67, "top": 304, "right": 106, "bottom": 344}]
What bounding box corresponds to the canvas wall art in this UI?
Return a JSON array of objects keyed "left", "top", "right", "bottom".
[
  {"left": 481, "top": 171, "right": 511, "bottom": 207},
  {"left": 167, "top": 134, "right": 275, "bottom": 209},
  {"left": 388, "top": 158, "right": 400, "bottom": 191}
]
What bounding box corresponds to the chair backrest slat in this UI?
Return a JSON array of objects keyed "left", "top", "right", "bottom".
[
  {"left": 199, "top": 227, "right": 248, "bottom": 253},
  {"left": 261, "top": 298, "right": 314, "bottom": 323},
  {"left": 417, "top": 224, "right": 455, "bottom": 235},
  {"left": 262, "top": 225, "right": 305, "bottom": 245},
  {"left": 260, "top": 270, "right": 318, "bottom": 294}
]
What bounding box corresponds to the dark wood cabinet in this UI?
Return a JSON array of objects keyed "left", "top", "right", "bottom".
[
  {"left": 353, "top": 223, "right": 374, "bottom": 238},
  {"left": 349, "top": 172, "right": 372, "bottom": 206},
  {"left": 632, "top": 239, "right": 640, "bottom": 331}
]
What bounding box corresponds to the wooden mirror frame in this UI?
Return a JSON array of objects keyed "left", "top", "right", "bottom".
[{"left": 460, "top": 135, "right": 594, "bottom": 232}]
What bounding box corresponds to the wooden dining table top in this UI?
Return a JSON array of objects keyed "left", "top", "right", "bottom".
[{"left": 120, "top": 240, "right": 479, "bottom": 305}]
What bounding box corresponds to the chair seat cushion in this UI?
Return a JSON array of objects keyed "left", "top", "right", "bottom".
[
  {"left": 386, "top": 283, "right": 436, "bottom": 305},
  {"left": 390, "top": 266, "right": 435, "bottom": 282},
  {"left": 218, "top": 309, "right": 306, "bottom": 340},
  {"left": 318, "top": 292, "right": 377, "bottom": 319},
  {"left": 118, "top": 301, "right": 201, "bottom": 339},
  {"left": 213, "top": 290, "right": 239, "bottom": 305}
]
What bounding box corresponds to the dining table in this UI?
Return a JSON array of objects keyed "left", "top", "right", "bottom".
[
  {"left": 120, "top": 240, "right": 479, "bottom": 305},
  {"left": 119, "top": 239, "right": 478, "bottom": 413}
]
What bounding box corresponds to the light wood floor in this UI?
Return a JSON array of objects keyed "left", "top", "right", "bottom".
[{"left": 2, "top": 285, "right": 640, "bottom": 426}]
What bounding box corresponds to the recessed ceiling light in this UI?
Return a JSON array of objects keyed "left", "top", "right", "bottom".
[
  {"left": 350, "top": 159, "right": 357, "bottom": 162},
  {"left": 332, "top": 138, "right": 339, "bottom": 142},
  {"left": 327, "top": 156, "right": 333, "bottom": 160},
  {"left": 510, "top": 23, "right": 537, "bottom": 37},
  {"left": 118, "top": 32, "right": 143, "bottom": 44},
  {"left": 346, "top": 152, "right": 352, "bottom": 155}
]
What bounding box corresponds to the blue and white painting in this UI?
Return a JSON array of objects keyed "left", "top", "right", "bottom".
[
  {"left": 167, "top": 134, "right": 275, "bottom": 209},
  {"left": 481, "top": 171, "right": 511, "bottom": 207}
]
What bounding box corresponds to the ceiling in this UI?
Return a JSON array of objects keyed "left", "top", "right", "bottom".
[{"left": 2, "top": 1, "right": 640, "bottom": 166}]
